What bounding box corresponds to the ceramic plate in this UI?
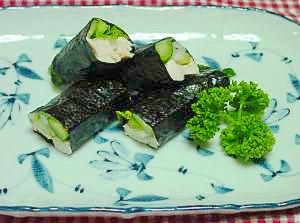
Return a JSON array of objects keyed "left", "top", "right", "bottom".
[{"left": 1, "top": 6, "right": 300, "bottom": 218}]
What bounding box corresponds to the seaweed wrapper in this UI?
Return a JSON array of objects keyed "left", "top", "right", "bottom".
[
  {"left": 123, "top": 38, "right": 180, "bottom": 91},
  {"left": 126, "top": 71, "right": 230, "bottom": 148},
  {"left": 30, "top": 80, "right": 129, "bottom": 153},
  {"left": 50, "top": 18, "right": 133, "bottom": 89}
]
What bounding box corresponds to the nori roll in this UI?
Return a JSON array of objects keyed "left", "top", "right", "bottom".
[
  {"left": 116, "top": 71, "right": 230, "bottom": 149},
  {"left": 29, "top": 80, "right": 129, "bottom": 155},
  {"left": 49, "top": 18, "right": 134, "bottom": 89},
  {"left": 123, "top": 37, "right": 200, "bottom": 90}
]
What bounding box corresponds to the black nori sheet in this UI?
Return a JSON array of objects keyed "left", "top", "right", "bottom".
[
  {"left": 122, "top": 37, "right": 194, "bottom": 91},
  {"left": 125, "top": 71, "right": 230, "bottom": 148},
  {"left": 31, "top": 80, "right": 130, "bottom": 152},
  {"left": 50, "top": 18, "right": 133, "bottom": 89}
]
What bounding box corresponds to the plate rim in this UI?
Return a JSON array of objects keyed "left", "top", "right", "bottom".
[
  {"left": 1, "top": 198, "right": 300, "bottom": 214},
  {"left": 0, "top": 4, "right": 299, "bottom": 215}
]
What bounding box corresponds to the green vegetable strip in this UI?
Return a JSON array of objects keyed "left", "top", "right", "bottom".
[
  {"left": 116, "top": 111, "right": 148, "bottom": 130},
  {"left": 154, "top": 37, "right": 194, "bottom": 65},
  {"left": 154, "top": 38, "right": 173, "bottom": 64},
  {"left": 87, "top": 18, "right": 129, "bottom": 40},
  {"left": 47, "top": 115, "right": 69, "bottom": 141}
]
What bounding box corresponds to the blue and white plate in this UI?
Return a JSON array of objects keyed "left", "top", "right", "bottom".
[{"left": 1, "top": 5, "right": 300, "bottom": 217}]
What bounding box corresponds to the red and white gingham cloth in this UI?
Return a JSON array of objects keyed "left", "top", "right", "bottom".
[
  {"left": 0, "top": 0, "right": 299, "bottom": 23},
  {"left": 0, "top": 0, "right": 300, "bottom": 222},
  {"left": 1, "top": 207, "right": 300, "bottom": 222}
]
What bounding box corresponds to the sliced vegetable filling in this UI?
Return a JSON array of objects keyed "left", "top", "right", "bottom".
[
  {"left": 29, "top": 112, "right": 71, "bottom": 154},
  {"left": 116, "top": 111, "right": 159, "bottom": 148},
  {"left": 47, "top": 116, "right": 69, "bottom": 141},
  {"left": 154, "top": 37, "right": 200, "bottom": 81},
  {"left": 86, "top": 18, "right": 134, "bottom": 63}
]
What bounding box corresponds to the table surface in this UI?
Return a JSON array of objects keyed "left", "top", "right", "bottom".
[{"left": 0, "top": 1, "right": 300, "bottom": 222}]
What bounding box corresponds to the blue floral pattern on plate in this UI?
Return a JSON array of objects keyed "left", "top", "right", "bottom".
[
  {"left": 18, "top": 148, "right": 53, "bottom": 193},
  {"left": 256, "top": 159, "right": 292, "bottom": 182},
  {"left": 0, "top": 54, "right": 42, "bottom": 129},
  {"left": 114, "top": 187, "right": 168, "bottom": 206},
  {"left": 262, "top": 98, "right": 290, "bottom": 133},
  {"left": 287, "top": 73, "right": 300, "bottom": 103},
  {"left": 296, "top": 134, "right": 300, "bottom": 145},
  {"left": 1, "top": 6, "right": 300, "bottom": 216},
  {"left": 89, "top": 140, "right": 154, "bottom": 181}
]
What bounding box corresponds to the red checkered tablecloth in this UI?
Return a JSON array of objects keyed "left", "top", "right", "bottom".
[
  {"left": 1, "top": 208, "right": 300, "bottom": 223},
  {"left": 0, "top": 0, "right": 300, "bottom": 222},
  {"left": 0, "top": 0, "right": 300, "bottom": 23}
]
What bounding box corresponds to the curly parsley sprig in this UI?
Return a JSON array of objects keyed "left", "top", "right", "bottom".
[{"left": 186, "top": 81, "right": 275, "bottom": 162}]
